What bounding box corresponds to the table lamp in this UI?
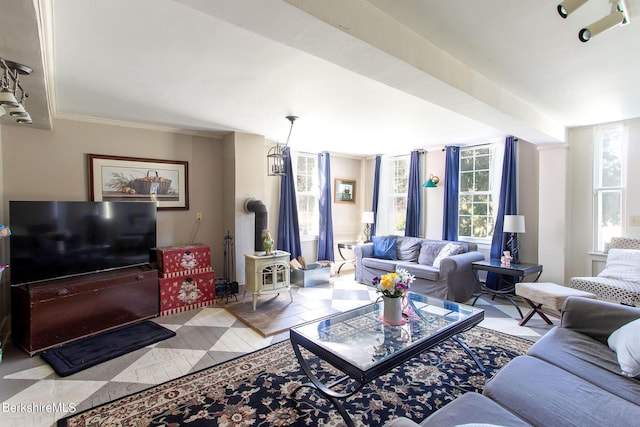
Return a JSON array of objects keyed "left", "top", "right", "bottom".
[
  {"left": 503, "top": 215, "right": 525, "bottom": 263},
  {"left": 362, "top": 211, "right": 374, "bottom": 242}
]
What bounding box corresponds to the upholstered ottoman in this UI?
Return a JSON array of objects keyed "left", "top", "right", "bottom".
[{"left": 515, "top": 282, "right": 596, "bottom": 326}]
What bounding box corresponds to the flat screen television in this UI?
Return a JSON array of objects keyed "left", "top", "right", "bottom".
[{"left": 9, "top": 200, "right": 157, "bottom": 286}]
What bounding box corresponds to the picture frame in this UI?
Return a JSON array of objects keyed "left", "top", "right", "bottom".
[
  {"left": 88, "top": 154, "right": 189, "bottom": 210},
  {"left": 334, "top": 178, "right": 356, "bottom": 204}
]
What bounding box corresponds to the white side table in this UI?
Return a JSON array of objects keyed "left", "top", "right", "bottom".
[{"left": 244, "top": 251, "right": 292, "bottom": 310}]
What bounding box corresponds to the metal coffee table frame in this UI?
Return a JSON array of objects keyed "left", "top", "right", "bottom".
[{"left": 289, "top": 293, "right": 484, "bottom": 426}]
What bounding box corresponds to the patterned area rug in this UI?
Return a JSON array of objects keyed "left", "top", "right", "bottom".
[{"left": 58, "top": 327, "right": 531, "bottom": 427}]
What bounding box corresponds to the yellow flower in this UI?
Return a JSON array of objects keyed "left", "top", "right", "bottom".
[{"left": 381, "top": 273, "right": 397, "bottom": 291}]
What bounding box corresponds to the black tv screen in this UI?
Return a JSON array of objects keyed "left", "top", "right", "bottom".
[{"left": 9, "top": 201, "right": 157, "bottom": 285}]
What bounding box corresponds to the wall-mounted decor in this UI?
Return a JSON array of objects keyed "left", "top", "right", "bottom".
[
  {"left": 334, "top": 178, "right": 356, "bottom": 204},
  {"left": 89, "top": 154, "right": 189, "bottom": 210}
]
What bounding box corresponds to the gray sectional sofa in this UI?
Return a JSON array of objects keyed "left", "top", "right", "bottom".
[
  {"left": 354, "top": 236, "right": 484, "bottom": 302},
  {"left": 387, "top": 297, "right": 640, "bottom": 426}
]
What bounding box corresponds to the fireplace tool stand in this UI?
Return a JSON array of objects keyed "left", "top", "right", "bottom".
[{"left": 218, "top": 230, "right": 238, "bottom": 303}]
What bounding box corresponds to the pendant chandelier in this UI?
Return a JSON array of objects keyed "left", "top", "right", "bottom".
[
  {"left": 0, "top": 58, "right": 33, "bottom": 124},
  {"left": 267, "top": 115, "right": 298, "bottom": 176}
]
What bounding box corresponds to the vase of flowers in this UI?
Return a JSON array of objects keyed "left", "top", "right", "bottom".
[{"left": 373, "top": 268, "right": 415, "bottom": 325}]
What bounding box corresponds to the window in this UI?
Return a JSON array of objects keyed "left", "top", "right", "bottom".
[
  {"left": 594, "top": 125, "right": 625, "bottom": 251},
  {"left": 377, "top": 156, "right": 409, "bottom": 235},
  {"left": 458, "top": 146, "right": 495, "bottom": 240},
  {"left": 389, "top": 158, "right": 409, "bottom": 233},
  {"left": 295, "top": 153, "right": 318, "bottom": 237}
]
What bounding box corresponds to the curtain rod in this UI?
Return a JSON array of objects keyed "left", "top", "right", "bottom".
[{"left": 442, "top": 137, "right": 519, "bottom": 151}]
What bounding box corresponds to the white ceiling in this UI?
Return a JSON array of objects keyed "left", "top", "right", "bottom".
[{"left": 2, "top": 0, "right": 640, "bottom": 157}]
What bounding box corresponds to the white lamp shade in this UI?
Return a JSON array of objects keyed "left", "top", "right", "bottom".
[
  {"left": 503, "top": 215, "right": 525, "bottom": 233},
  {"left": 361, "top": 211, "right": 374, "bottom": 224}
]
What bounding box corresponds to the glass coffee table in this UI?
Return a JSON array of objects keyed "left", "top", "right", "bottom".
[{"left": 289, "top": 292, "right": 484, "bottom": 426}]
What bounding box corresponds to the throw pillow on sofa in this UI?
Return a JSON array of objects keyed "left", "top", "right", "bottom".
[
  {"left": 396, "top": 237, "right": 422, "bottom": 262},
  {"left": 608, "top": 317, "right": 640, "bottom": 377},
  {"left": 598, "top": 248, "right": 640, "bottom": 283},
  {"left": 418, "top": 241, "right": 446, "bottom": 265},
  {"left": 432, "top": 243, "right": 464, "bottom": 268},
  {"left": 372, "top": 235, "right": 398, "bottom": 260}
]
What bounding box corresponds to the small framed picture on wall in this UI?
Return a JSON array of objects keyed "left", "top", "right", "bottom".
[{"left": 334, "top": 178, "right": 356, "bottom": 204}]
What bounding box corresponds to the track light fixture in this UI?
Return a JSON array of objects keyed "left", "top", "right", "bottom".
[
  {"left": 557, "top": 0, "right": 631, "bottom": 42},
  {"left": 579, "top": 0, "right": 629, "bottom": 42},
  {"left": 557, "top": 0, "right": 590, "bottom": 18},
  {"left": 0, "top": 58, "right": 32, "bottom": 124},
  {"left": 267, "top": 115, "right": 298, "bottom": 176}
]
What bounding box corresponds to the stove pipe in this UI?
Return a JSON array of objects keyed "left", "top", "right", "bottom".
[{"left": 244, "top": 198, "right": 268, "bottom": 252}]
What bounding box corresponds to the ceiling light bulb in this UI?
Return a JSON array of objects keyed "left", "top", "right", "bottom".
[
  {"left": 579, "top": 8, "right": 625, "bottom": 42},
  {"left": 16, "top": 112, "right": 32, "bottom": 124},
  {"left": 8, "top": 104, "right": 27, "bottom": 117},
  {"left": 557, "top": 0, "right": 589, "bottom": 19}
]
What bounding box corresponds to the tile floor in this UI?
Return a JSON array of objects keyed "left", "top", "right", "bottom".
[{"left": 0, "top": 273, "right": 555, "bottom": 426}]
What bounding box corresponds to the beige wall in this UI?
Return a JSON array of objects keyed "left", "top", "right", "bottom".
[
  {"left": 537, "top": 145, "right": 568, "bottom": 283},
  {"left": 566, "top": 117, "right": 640, "bottom": 280},
  {"left": 424, "top": 148, "right": 445, "bottom": 239},
  {"left": 518, "top": 140, "right": 539, "bottom": 265},
  {"left": 331, "top": 155, "right": 363, "bottom": 245},
  {"left": 0, "top": 118, "right": 225, "bottom": 321}
]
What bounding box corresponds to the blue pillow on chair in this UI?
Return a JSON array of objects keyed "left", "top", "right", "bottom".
[{"left": 372, "top": 236, "right": 398, "bottom": 260}]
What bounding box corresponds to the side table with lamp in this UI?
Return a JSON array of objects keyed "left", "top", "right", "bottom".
[{"left": 471, "top": 215, "right": 543, "bottom": 318}]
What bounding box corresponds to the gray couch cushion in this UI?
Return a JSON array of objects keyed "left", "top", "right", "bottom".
[
  {"left": 396, "top": 262, "right": 440, "bottom": 281},
  {"left": 362, "top": 257, "right": 397, "bottom": 271},
  {"left": 417, "top": 240, "right": 477, "bottom": 266},
  {"left": 527, "top": 326, "right": 640, "bottom": 403},
  {"left": 483, "top": 355, "right": 640, "bottom": 427},
  {"left": 420, "top": 392, "right": 531, "bottom": 427},
  {"left": 418, "top": 241, "right": 449, "bottom": 265},
  {"left": 397, "top": 237, "right": 422, "bottom": 262}
]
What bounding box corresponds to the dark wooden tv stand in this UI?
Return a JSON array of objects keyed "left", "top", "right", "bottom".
[{"left": 11, "top": 265, "right": 159, "bottom": 355}]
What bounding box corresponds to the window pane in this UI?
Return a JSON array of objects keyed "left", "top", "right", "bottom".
[
  {"left": 475, "top": 171, "right": 490, "bottom": 191},
  {"left": 460, "top": 157, "right": 474, "bottom": 172},
  {"left": 460, "top": 172, "right": 473, "bottom": 192},
  {"left": 600, "top": 191, "right": 621, "bottom": 227},
  {"left": 475, "top": 154, "right": 490, "bottom": 170},
  {"left": 473, "top": 203, "right": 487, "bottom": 216},
  {"left": 598, "top": 190, "right": 621, "bottom": 249},
  {"left": 473, "top": 217, "right": 488, "bottom": 237},
  {"left": 595, "top": 125, "right": 625, "bottom": 251},
  {"left": 458, "top": 145, "right": 494, "bottom": 239},
  {"left": 296, "top": 154, "right": 318, "bottom": 235},
  {"left": 601, "top": 127, "right": 622, "bottom": 187},
  {"left": 459, "top": 216, "right": 471, "bottom": 236},
  {"left": 459, "top": 195, "right": 472, "bottom": 215}
]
